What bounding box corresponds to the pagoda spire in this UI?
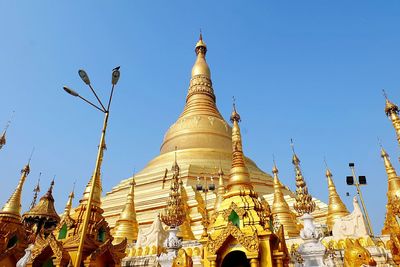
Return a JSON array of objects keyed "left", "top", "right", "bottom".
[
  {"left": 63, "top": 182, "right": 75, "bottom": 218},
  {"left": 271, "top": 162, "right": 299, "bottom": 237},
  {"left": 0, "top": 162, "right": 30, "bottom": 219},
  {"left": 29, "top": 173, "right": 41, "bottom": 210},
  {"left": 380, "top": 146, "right": 400, "bottom": 234},
  {"left": 291, "top": 141, "right": 316, "bottom": 215},
  {"left": 383, "top": 90, "right": 400, "bottom": 146},
  {"left": 214, "top": 164, "right": 226, "bottom": 214},
  {"left": 227, "top": 102, "right": 252, "bottom": 191},
  {"left": 113, "top": 175, "right": 139, "bottom": 244},
  {"left": 325, "top": 167, "right": 349, "bottom": 230}
]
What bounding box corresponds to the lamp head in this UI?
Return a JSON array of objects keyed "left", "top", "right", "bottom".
[
  {"left": 78, "top": 69, "right": 90, "bottom": 85},
  {"left": 63, "top": 86, "right": 79, "bottom": 97},
  {"left": 112, "top": 67, "right": 120, "bottom": 85}
]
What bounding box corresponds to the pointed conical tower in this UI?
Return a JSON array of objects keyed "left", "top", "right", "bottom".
[
  {"left": 0, "top": 112, "right": 13, "bottom": 150},
  {"left": 0, "top": 163, "right": 30, "bottom": 266},
  {"left": 384, "top": 92, "right": 400, "bottom": 146},
  {"left": 204, "top": 104, "right": 288, "bottom": 267},
  {"left": 291, "top": 147, "right": 316, "bottom": 215},
  {"left": 112, "top": 176, "right": 139, "bottom": 244},
  {"left": 271, "top": 163, "right": 300, "bottom": 237},
  {"left": 380, "top": 146, "right": 400, "bottom": 234},
  {"left": 55, "top": 186, "right": 76, "bottom": 241},
  {"left": 29, "top": 175, "right": 41, "bottom": 210},
  {"left": 213, "top": 165, "right": 225, "bottom": 217},
  {"left": 325, "top": 168, "right": 349, "bottom": 230}
]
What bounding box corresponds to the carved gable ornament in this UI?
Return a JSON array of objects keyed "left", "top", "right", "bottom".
[{"left": 206, "top": 223, "right": 259, "bottom": 255}]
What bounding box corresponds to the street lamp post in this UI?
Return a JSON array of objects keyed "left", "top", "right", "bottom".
[
  {"left": 346, "top": 162, "right": 374, "bottom": 236},
  {"left": 196, "top": 170, "right": 216, "bottom": 238},
  {"left": 63, "top": 67, "right": 120, "bottom": 267}
]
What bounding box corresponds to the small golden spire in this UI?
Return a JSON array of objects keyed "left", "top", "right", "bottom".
[
  {"left": 0, "top": 162, "right": 30, "bottom": 219},
  {"left": 383, "top": 90, "right": 400, "bottom": 146},
  {"left": 324, "top": 165, "right": 349, "bottom": 230},
  {"left": 291, "top": 141, "right": 316, "bottom": 215},
  {"left": 63, "top": 182, "right": 75, "bottom": 217},
  {"left": 30, "top": 173, "right": 41, "bottom": 210},
  {"left": 271, "top": 161, "right": 300, "bottom": 237},
  {"left": 214, "top": 163, "right": 226, "bottom": 213},
  {"left": 380, "top": 145, "right": 400, "bottom": 234},
  {"left": 113, "top": 175, "right": 139, "bottom": 243},
  {"left": 227, "top": 102, "right": 252, "bottom": 191},
  {"left": 192, "top": 32, "right": 210, "bottom": 78}
]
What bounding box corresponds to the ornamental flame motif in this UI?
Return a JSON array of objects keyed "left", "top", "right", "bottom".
[{"left": 160, "top": 159, "right": 185, "bottom": 228}]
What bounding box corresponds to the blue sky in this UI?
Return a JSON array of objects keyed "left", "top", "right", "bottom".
[{"left": 0, "top": 1, "right": 399, "bottom": 233}]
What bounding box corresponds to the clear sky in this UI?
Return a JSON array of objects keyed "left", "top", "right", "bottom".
[{"left": 0, "top": 1, "right": 399, "bottom": 233}]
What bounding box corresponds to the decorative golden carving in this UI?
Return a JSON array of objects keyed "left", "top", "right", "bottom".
[
  {"left": 344, "top": 238, "right": 376, "bottom": 267},
  {"left": 206, "top": 222, "right": 259, "bottom": 255},
  {"left": 28, "top": 233, "right": 70, "bottom": 266},
  {"left": 291, "top": 146, "right": 316, "bottom": 215},
  {"left": 221, "top": 202, "right": 246, "bottom": 221}
]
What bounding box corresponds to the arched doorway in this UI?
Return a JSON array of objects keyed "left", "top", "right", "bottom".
[{"left": 221, "top": 251, "right": 250, "bottom": 267}]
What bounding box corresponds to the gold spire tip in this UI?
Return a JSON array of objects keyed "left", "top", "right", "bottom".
[{"left": 230, "top": 97, "right": 241, "bottom": 122}]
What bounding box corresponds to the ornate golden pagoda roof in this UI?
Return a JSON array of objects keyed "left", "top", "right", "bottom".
[{"left": 23, "top": 179, "right": 60, "bottom": 223}]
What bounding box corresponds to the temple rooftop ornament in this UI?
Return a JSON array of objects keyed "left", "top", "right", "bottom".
[
  {"left": 291, "top": 140, "right": 316, "bottom": 215},
  {"left": 29, "top": 173, "right": 41, "bottom": 210},
  {"left": 22, "top": 178, "right": 60, "bottom": 233},
  {"left": 271, "top": 161, "right": 300, "bottom": 237},
  {"left": 325, "top": 165, "right": 349, "bottom": 230},
  {"left": 383, "top": 89, "right": 400, "bottom": 146},
  {"left": 113, "top": 175, "right": 139, "bottom": 244},
  {"left": 380, "top": 145, "right": 400, "bottom": 235},
  {"left": 161, "top": 152, "right": 185, "bottom": 229},
  {"left": 0, "top": 161, "right": 31, "bottom": 266}
]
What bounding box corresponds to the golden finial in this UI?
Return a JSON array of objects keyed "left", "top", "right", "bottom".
[
  {"left": 379, "top": 142, "right": 400, "bottom": 235},
  {"left": 271, "top": 159, "right": 300, "bottom": 237},
  {"left": 324, "top": 159, "right": 349, "bottom": 230},
  {"left": 214, "top": 162, "right": 226, "bottom": 214},
  {"left": 227, "top": 101, "right": 252, "bottom": 191},
  {"left": 192, "top": 31, "right": 210, "bottom": 78},
  {"left": 383, "top": 89, "right": 399, "bottom": 116},
  {"left": 291, "top": 141, "right": 316, "bottom": 215},
  {"left": 161, "top": 156, "right": 185, "bottom": 228},
  {"left": 63, "top": 181, "right": 75, "bottom": 217},
  {"left": 29, "top": 172, "right": 41, "bottom": 210},
  {"left": 113, "top": 173, "right": 139, "bottom": 243},
  {"left": 0, "top": 111, "right": 15, "bottom": 150}
]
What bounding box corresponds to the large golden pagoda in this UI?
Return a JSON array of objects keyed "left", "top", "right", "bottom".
[{"left": 101, "top": 35, "right": 329, "bottom": 238}]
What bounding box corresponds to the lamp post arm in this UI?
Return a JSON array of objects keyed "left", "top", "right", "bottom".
[
  {"left": 106, "top": 84, "right": 115, "bottom": 112},
  {"left": 77, "top": 95, "right": 105, "bottom": 113},
  {"left": 74, "top": 111, "right": 109, "bottom": 266},
  {"left": 88, "top": 84, "right": 107, "bottom": 112}
]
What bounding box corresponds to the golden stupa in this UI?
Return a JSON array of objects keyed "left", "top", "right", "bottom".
[{"left": 101, "top": 34, "right": 328, "bottom": 238}]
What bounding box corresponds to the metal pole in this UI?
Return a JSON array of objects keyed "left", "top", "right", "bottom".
[
  {"left": 350, "top": 166, "right": 374, "bottom": 236},
  {"left": 74, "top": 111, "right": 109, "bottom": 266}
]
